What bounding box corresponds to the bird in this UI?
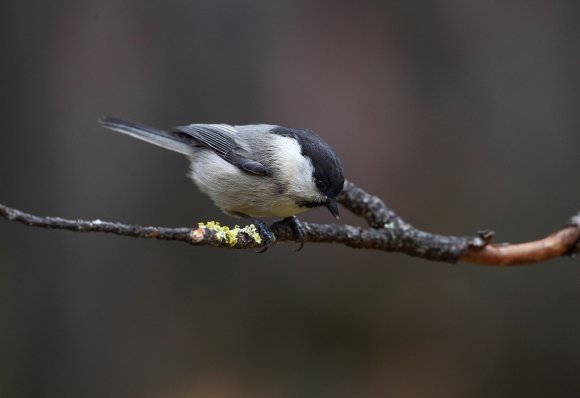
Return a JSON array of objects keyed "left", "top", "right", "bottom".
[{"left": 99, "top": 117, "right": 345, "bottom": 250}]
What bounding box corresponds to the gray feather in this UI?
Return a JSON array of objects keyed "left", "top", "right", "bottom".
[
  {"left": 99, "top": 117, "right": 195, "bottom": 156},
  {"left": 173, "top": 124, "right": 269, "bottom": 176}
]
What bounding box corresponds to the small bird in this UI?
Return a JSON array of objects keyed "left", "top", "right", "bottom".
[{"left": 99, "top": 117, "right": 345, "bottom": 250}]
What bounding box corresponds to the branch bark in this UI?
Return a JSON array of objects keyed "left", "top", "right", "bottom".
[{"left": 1, "top": 181, "right": 578, "bottom": 266}]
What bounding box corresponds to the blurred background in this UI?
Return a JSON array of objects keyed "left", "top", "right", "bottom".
[{"left": 1, "top": 1, "right": 579, "bottom": 397}]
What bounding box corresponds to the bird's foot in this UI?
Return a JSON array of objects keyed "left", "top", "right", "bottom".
[
  {"left": 282, "top": 216, "right": 306, "bottom": 251},
  {"left": 249, "top": 218, "right": 276, "bottom": 253}
]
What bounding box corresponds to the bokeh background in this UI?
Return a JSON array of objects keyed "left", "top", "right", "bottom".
[{"left": 1, "top": 1, "right": 579, "bottom": 397}]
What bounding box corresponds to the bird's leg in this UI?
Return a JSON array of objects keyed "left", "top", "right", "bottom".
[{"left": 282, "top": 215, "right": 306, "bottom": 251}]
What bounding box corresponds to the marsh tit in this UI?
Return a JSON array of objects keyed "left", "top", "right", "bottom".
[{"left": 99, "top": 117, "right": 344, "bottom": 249}]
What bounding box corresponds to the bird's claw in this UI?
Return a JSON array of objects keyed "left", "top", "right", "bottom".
[
  {"left": 251, "top": 219, "right": 276, "bottom": 253},
  {"left": 283, "top": 216, "right": 306, "bottom": 251}
]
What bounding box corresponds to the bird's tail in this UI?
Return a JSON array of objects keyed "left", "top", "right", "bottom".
[{"left": 99, "top": 117, "right": 195, "bottom": 156}]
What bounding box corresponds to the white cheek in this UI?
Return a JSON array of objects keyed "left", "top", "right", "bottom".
[{"left": 272, "top": 136, "right": 320, "bottom": 200}]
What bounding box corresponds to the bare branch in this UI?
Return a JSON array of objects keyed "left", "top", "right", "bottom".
[
  {"left": 1, "top": 181, "right": 578, "bottom": 266},
  {"left": 460, "top": 219, "right": 580, "bottom": 266}
]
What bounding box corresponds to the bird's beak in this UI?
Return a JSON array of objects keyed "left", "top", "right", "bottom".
[{"left": 326, "top": 198, "right": 340, "bottom": 220}]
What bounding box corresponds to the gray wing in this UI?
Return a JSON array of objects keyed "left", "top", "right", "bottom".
[{"left": 172, "top": 124, "right": 269, "bottom": 176}]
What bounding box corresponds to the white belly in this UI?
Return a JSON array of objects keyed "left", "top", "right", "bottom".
[{"left": 188, "top": 151, "right": 313, "bottom": 218}]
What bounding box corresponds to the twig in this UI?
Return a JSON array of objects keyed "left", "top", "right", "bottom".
[
  {"left": 1, "top": 181, "right": 578, "bottom": 266},
  {"left": 460, "top": 215, "right": 580, "bottom": 266}
]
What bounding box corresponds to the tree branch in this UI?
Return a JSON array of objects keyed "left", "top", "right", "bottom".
[{"left": 1, "top": 181, "right": 578, "bottom": 266}]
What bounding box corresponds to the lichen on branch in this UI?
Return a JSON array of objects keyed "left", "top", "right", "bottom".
[{"left": 1, "top": 181, "right": 579, "bottom": 266}]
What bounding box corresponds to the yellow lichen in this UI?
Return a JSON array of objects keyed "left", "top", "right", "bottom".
[
  {"left": 240, "top": 224, "right": 262, "bottom": 245},
  {"left": 197, "top": 221, "right": 263, "bottom": 246}
]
